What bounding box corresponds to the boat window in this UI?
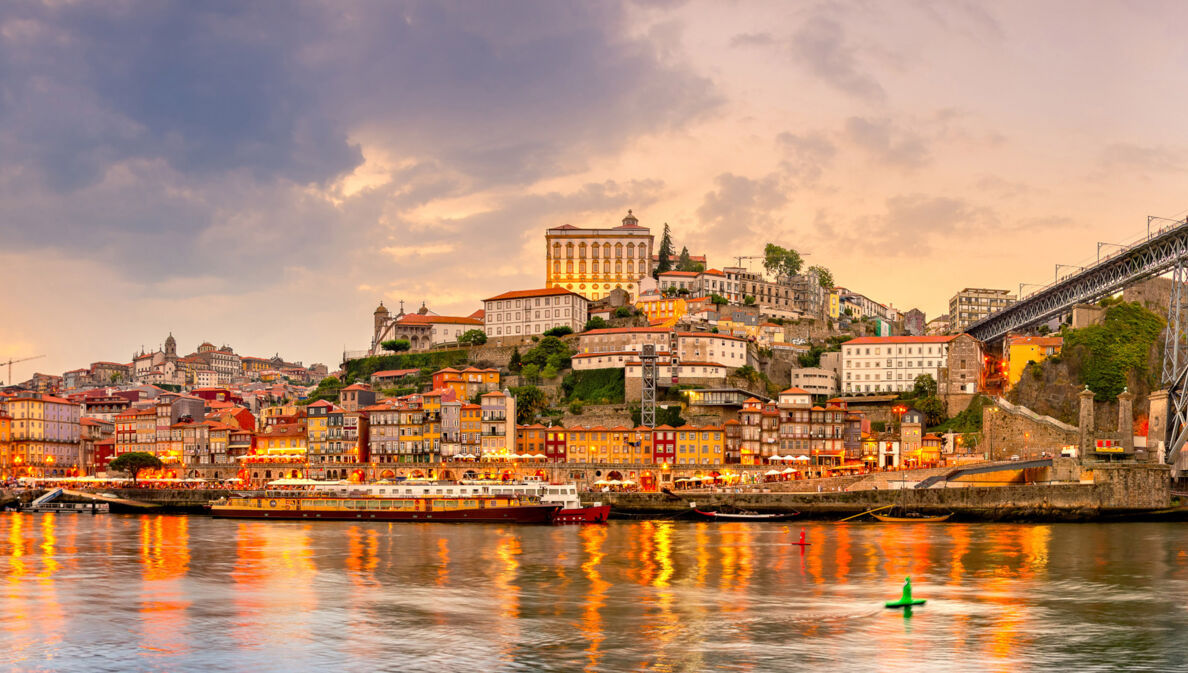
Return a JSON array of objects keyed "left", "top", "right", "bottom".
[
  {"left": 438, "top": 500, "right": 457, "bottom": 509},
  {"left": 378, "top": 489, "right": 386, "bottom": 494},
  {"left": 464, "top": 500, "right": 478, "bottom": 508}
]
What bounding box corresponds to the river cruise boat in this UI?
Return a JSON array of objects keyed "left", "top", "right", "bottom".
[
  {"left": 310, "top": 481, "right": 611, "bottom": 524},
  {"left": 210, "top": 493, "right": 560, "bottom": 523}
]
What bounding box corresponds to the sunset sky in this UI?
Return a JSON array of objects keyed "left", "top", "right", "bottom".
[{"left": 3, "top": 1, "right": 1188, "bottom": 378}]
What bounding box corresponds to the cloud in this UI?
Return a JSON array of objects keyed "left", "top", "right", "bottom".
[
  {"left": 730, "top": 32, "right": 776, "bottom": 47},
  {"left": 694, "top": 173, "right": 788, "bottom": 248},
  {"left": 844, "top": 117, "right": 931, "bottom": 169},
  {"left": 820, "top": 194, "right": 999, "bottom": 257},
  {"left": 790, "top": 13, "right": 885, "bottom": 102},
  {"left": 777, "top": 131, "right": 837, "bottom": 186},
  {"left": 1096, "top": 143, "right": 1188, "bottom": 181}
]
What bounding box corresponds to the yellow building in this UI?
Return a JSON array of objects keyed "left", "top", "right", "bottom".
[
  {"left": 545, "top": 210, "right": 654, "bottom": 301},
  {"left": 828, "top": 290, "right": 841, "bottom": 320},
  {"left": 305, "top": 400, "right": 333, "bottom": 463},
  {"left": 1007, "top": 336, "right": 1063, "bottom": 387},
  {"left": 0, "top": 410, "right": 11, "bottom": 477},
  {"left": 634, "top": 295, "right": 687, "bottom": 328},
  {"left": 255, "top": 424, "right": 307, "bottom": 457},
  {"left": 675, "top": 425, "right": 724, "bottom": 465}
]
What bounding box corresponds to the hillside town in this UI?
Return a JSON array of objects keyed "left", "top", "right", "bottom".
[{"left": 0, "top": 211, "right": 1168, "bottom": 485}]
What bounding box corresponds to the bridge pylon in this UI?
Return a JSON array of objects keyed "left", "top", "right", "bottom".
[{"left": 1161, "top": 259, "right": 1188, "bottom": 472}]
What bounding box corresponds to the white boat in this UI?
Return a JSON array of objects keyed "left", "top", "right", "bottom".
[{"left": 309, "top": 481, "right": 610, "bottom": 524}]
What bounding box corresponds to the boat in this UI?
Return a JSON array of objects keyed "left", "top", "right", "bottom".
[
  {"left": 210, "top": 493, "right": 560, "bottom": 523},
  {"left": 693, "top": 509, "right": 799, "bottom": 522},
  {"left": 873, "top": 512, "right": 952, "bottom": 523},
  {"left": 309, "top": 481, "right": 611, "bottom": 524}
]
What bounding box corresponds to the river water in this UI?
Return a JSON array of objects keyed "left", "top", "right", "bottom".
[{"left": 0, "top": 514, "right": 1186, "bottom": 672}]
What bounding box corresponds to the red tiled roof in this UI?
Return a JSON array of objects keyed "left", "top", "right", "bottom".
[
  {"left": 677, "top": 331, "right": 747, "bottom": 343},
  {"left": 341, "top": 384, "right": 372, "bottom": 392},
  {"left": 484, "top": 287, "right": 586, "bottom": 302},
  {"left": 843, "top": 336, "right": 957, "bottom": 345},
  {"left": 658, "top": 271, "right": 699, "bottom": 277},
  {"left": 780, "top": 387, "right": 810, "bottom": 395},
  {"left": 372, "top": 369, "right": 420, "bottom": 378},
  {"left": 396, "top": 314, "right": 483, "bottom": 326},
  {"left": 581, "top": 327, "right": 670, "bottom": 336}
]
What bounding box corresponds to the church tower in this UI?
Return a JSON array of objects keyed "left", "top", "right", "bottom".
[{"left": 164, "top": 333, "right": 177, "bottom": 360}]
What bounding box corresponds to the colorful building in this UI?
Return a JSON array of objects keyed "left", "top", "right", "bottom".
[
  {"left": 2, "top": 393, "right": 81, "bottom": 477},
  {"left": 1006, "top": 336, "right": 1063, "bottom": 387},
  {"left": 634, "top": 294, "right": 687, "bottom": 328}
]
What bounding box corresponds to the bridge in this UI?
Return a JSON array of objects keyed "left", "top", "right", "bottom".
[
  {"left": 962, "top": 215, "right": 1188, "bottom": 472},
  {"left": 965, "top": 216, "right": 1188, "bottom": 344}
]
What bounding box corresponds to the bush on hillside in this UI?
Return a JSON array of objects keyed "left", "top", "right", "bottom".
[{"left": 562, "top": 368, "right": 625, "bottom": 403}]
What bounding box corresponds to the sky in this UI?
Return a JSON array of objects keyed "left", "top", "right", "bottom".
[{"left": 4, "top": 0, "right": 1188, "bottom": 380}]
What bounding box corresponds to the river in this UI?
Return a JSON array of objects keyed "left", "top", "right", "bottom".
[{"left": 0, "top": 514, "right": 1185, "bottom": 672}]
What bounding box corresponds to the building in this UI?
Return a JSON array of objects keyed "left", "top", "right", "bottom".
[
  {"left": 339, "top": 384, "right": 377, "bottom": 412},
  {"left": 788, "top": 367, "right": 839, "bottom": 397},
  {"left": 479, "top": 391, "right": 517, "bottom": 458},
  {"left": 841, "top": 336, "right": 959, "bottom": 395},
  {"left": 483, "top": 287, "right": 590, "bottom": 339},
  {"left": 634, "top": 293, "right": 687, "bottom": 327},
  {"left": 431, "top": 367, "right": 500, "bottom": 401},
  {"left": 903, "top": 309, "right": 926, "bottom": 337},
  {"left": 1006, "top": 336, "right": 1063, "bottom": 387},
  {"left": 370, "top": 301, "right": 484, "bottom": 353},
  {"left": 949, "top": 288, "right": 1016, "bottom": 331},
  {"left": 925, "top": 314, "right": 951, "bottom": 335},
  {"left": 545, "top": 210, "right": 654, "bottom": 301},
  {"left": 1, "top": 393, "right": 81, "bottom": 477}
]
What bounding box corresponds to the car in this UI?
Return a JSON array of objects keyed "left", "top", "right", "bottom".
[{"left": 1009, "top": 454, "right": 1020, "bottom": 461}]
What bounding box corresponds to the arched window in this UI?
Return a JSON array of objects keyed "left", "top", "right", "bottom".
[
  {"left": 578, "top": 242, "right": 586, "bottom": 258},
  {"left": 626, "top": 260, "right": 634, "bottom": 273},
  {"left": 566, "top": 243, "right": 574, "bottom": 259},
  {"left": 591, "top": 244, "right": 599, "bottom": 259},
  {"left": 567, "top": 260, "right": 573, "bottom": 273},
  {"left": 615, "top": 243, "right": 623, "bottom": 258},
  {"left": 616, "top": 261, "right": 622, "bottom": 273},
  {"left": 579, "top": 260, "right": 586, "bottom": 273},
  {"left": 591, "top": 260, "right": 599, "bottom": 273},
  {"left": 627, "top": 245, "right": 635, "bottom": 259},
  {"left": 552, "top": 242, "right": 561, "bottom": 259},
  {"left": 603, "top": 243, "right": 611, "bottom": 258},
  {"left": 553, "top": 260, "right": 560, "bottom": 273}
]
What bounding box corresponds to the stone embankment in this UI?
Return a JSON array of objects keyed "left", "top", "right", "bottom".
[{"left": 586, "top": 463, "right": 1174, "bottom": 522}]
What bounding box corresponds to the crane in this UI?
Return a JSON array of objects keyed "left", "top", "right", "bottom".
[{"left": 2, "top": 355, "right": 45, "bottom": 386}]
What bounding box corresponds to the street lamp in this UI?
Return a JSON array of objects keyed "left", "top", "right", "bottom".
[{"left": 1055, "top": 264, "right": 1084, "bottom": 282}]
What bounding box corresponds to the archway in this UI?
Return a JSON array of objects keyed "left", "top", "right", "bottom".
[
  {"left": 463, "top": 470, "right": 478, "bottom": 480},
  {"left": 289, "top": 469, "right": 301, "bottom": 478},
  {"left": 410, "top": 469, "right": 427, "bottom": 479},
  {"left": 440, "top": 470, "right": 455, "bottom": 481},
  {"left": 380, "top": 469, "right": 396, "bottom": 479},
  {"left": 607, "top": 470, "right": 624, "bottom": 481}
]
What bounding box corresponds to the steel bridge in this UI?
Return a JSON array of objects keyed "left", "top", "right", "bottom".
[{"left": 963, "top": 216, "right": 1188, "bottom": 471}]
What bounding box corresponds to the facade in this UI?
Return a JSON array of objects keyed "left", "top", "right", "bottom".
[
  {"left": 841, "top": 336, "right": 958, "bottom": 395},
  {"left": 1, "top": 393, "right": 82, "bottom": 477},
  {"left": 949, "top": 288, "right": 1016, "bottom": 331},
  {"left": 1006, "top": 336, "right": 1063, "bottom": 387},
  {"left": 925, "top": 314, "right": 951, "bottom": 335},
  {"left": 545, "top": 210, "right": 654, "bottom": 301},
  {"left": 372, "top": 306, "right": 484, "bottom": 353},
  {"left": 788, "top": 367, "right": 839, "bottom": 397},
  {"left": 903, "top": 309, "right": 926, "bottom": 337},
  {"left": 479, "top": 391, "right": 517, "bottom": 458},
  {"left": 431, "top": 367, "right": 499, "bottom": 401},
  {"left": 483, "top": 287, "right": 590, "bottom": 338},
  {"left": 940, "top": 333, "right": 986, "bottom": 396},
  {"left": 634, "top": 294, "right": 687, "bottom": 328}
]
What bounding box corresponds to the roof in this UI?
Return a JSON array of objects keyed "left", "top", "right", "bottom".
[
  {"left": 658, "top": 271, "right": 700, "bottom": 278},
  {"left": 581, "top": 327, "right": 670, "bottom": 337},
  {"left": 484, "top": 287, "right": 586, "bottom": 302},
  {"left": 677, "top": 331, "right": 748, "bottom": 343},
  {"left": 780, "top": 387, "right": 810, "bottom": 395},
  {"left": 372, "top": 369, "right": 420, "bottom": 378},
  {"left": 341, "top": 384, "right": 372, "bottom": 392},
  {"left": 843, "top": 336, "right": 958, "bottom": 345},
  {"left": 395, "top": 314, "right": 483, "bottom": 326}
]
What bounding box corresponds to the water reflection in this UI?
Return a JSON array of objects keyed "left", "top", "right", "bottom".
[{"left": 0, "top": 517, "right": 1184, "bottom": 672}]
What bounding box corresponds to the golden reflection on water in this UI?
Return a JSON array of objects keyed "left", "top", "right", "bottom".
[
  {"left": 231, "top": 522, "right": 317, "bottom": 649},
  {"left": 139, "top": 516, "right": 191, "bottom": 660},
  {"left": 579, "top": 524, "right": 608, "bottom": 673},
  {"left": 493, "top": 531, "right": 522, "bottom": 665}
]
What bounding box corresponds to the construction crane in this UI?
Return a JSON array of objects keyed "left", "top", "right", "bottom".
[
  {"left": 733, "top": 255, "right": 764, "bottom": 271},
  {"left": 2, "top": 355, "right": 45, "bottom": 386}
]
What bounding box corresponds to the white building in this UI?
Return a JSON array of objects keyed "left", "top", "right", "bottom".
[
  {"left": 841, "top": 336, "right": 956, "bottom": 395},
  {"left": 788, "top": 367, "right": 839, "bottom": 397},
  {"left": 483, "top": 287, "right": 589, "bottom": 338}
]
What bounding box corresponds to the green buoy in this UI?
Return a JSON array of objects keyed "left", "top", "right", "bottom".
[{"left": 885, "top": 576, "right": 926, "bottom": 609}]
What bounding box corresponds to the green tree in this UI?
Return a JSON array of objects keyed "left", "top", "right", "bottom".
[
  {"left": 710, "top": 293, "right": 728, "bottom": 306},
  {"left": 543, "top": 325, "right": 574, "bottom": 337},
  {"left": 654, "top": 223, "right": 674, "bottom": 278},
  {"left": 304, "top": 375, "right": 344, "bottom": 404},
  {"left": 109, "top": 452, "right": 163, "bottom": 486},
  {"left": 763, "top": 243, "right": 804, "bottom": 278},
  {"left": 614, "top": 306, "right": 634, "bottom": 319},
  {"left": 381, "top": 338, "right": 410, "bottom": 353},
  {"left": 744, "top": 295, "right": 756, "bottom": 306},
  {"left": 676, "top": 246, "right": 692, "bottom": 271},
  {"left": 734, "top": 365, "right": 762, "bottom": 386},
  {"left": 677, "top": 287, "right": 690, "bottom": 296},
  {"left": 520, "top": 363, "right": 540, "bottom": 383},
  {"left": 542, "top": 363, "right": 559, "bottom": 379},
  {"left": 568, "top": 400, "right": 584, "bottom": 415},
  {"left": 458, "top": 329, "right": 487, "bottom": 345},
  {"left": 912, "top": 374, "right": 938, "bottom": 399},
  {"left": 508, "top": 347, "right": 522, "bottom": 373},
  {"left": 510, "top": 386, "right": 548, "bottom": 424},
  {"left": 807, "top": 264, "right": 834, "bottom": 289},
  {"left": 585, "top": 316, "right": 609, "bottom": 331},
  {"left": 522, "top": 336, "right": 572, "bottom": 369},
  {"left": 915, "top": 396, "right": 948, "bottom": 427},
  {"left": 1063, "top": 301, "right": 1164, "bottom": 400}
]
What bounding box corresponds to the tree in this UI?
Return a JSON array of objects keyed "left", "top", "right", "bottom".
[
  {"left": 542, "top": 363, "right": 559, "bottom": 379},
  {"left": 508, "top": 347, "right": 522, "bottom": 373},
  {"left": 109, "top": 452, "right": 163, "bottom": 486},
  {"left": 305, "top": 375, "right": 344, "bottom": 404},
  {"left": 510, "top": 386, "right": 548, "bottom": 424},
  {"left": 614, "top": 306, "right": 634, "bottom": 319},
  {"left": 915, "top": 396, "right": 948, "bottom": 427},
  {"left": 522, "top": 336, "right": 572, "bottom": 369},
  {"left": 744, "top": 295, "right": 756, "bottom": 306},
  {"left": 677, "top": 287, "right": 690, "bottom": 296},
  {"left": 710, "top": 293, "right": 728, "bottom": 306},
  {"left": 676, "top": 246, "right": 693, "bottom": 271},
  {"left": 912, "top": 374, "right": 938, "bottom": 399},
  {"left": 585, "top": 316, "right": 609, "bottom": 331},
  {"left": 543, "top": 326, "right": 574, "bottom": 337},
  {"left": 459, "top": 329, "right": 487, "bottom": 346},
  {"left": 520, "top": 363, "right": 540, "bottom": 383},
  {"left": 807, "top": 264, "right": 834, "bottom": 289},
  {"left": 381, "top": 338, "right": 410, "bottom": 353},
  {"left": 763, "top": 243, "right": 804, "bottom": 278},
  {"left": 654, "top": 223, "right": 674, "bottom": 278}
]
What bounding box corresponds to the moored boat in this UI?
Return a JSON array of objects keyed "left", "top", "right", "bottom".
[
  {"left": 693, "top": 509, "right": 799, "bottom": 522},
  {"left": 872, "top": 512, "right": 952, "bottom": 523},
  {"left": 310, "top": 481, "right": 610, "bottom": 524},
  {"left": 210, "top": 494, "right": 560, "bottom": 523}
]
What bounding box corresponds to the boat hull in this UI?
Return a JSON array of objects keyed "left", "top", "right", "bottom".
[
  {"left": 211, "top": 504, "right": 560, "bottom": 524},
  {"left": 694, "top": 510, "right": 799, "bottom": 522},
  {"left": 873, "top": 513, "right": 952, "bottom": 523},
  {"left": 553, "top": 504, "right": 611, "bottom": 524}
]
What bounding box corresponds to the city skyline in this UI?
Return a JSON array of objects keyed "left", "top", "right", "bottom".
[{"left": 4, "top": 1, "right": 1188, "bottom": 376}]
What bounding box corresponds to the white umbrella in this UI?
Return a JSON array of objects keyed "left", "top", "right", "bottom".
[
  {"left": 621, "top": 480, "right": 636, "bottom": 485},
  {"left": 593, "top": 479, "right": 610, "bottom": 485},
  {"left": 782, "top": 467, "right": 797, "bottom": 474},
  {"left": 795, "top": 455, "right": 811, "bottom": 462},
  {"left": 765, "top": 469, "right": 780, "bottom": 475},
  {"left": 533, "top": 453, "right": 547, "bottom": 459},
  {"left": 606, "top": 480, "right": 622, "bottom": 486}
]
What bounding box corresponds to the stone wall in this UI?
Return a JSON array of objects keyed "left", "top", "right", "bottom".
[{"left": 982, "top": 398, "right": 1079, "bottom": 460}]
